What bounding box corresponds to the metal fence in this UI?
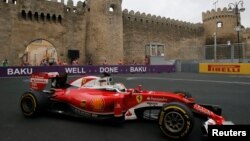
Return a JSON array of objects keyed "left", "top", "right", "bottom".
[
  {"left": 174, "top": 42, "right": 250, "bottom": 73},
  {"left": 203, "top": 43, "right": 250, "bottom": 63}
]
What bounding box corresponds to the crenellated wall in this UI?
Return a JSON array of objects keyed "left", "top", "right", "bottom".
[
  {"left": 122, "top": 9, "right": 205, "bottom": 63},
  {"left": 0, "top": 0, "right": 87, "bottom": 65},
  {"left": 202, "top": 7, "right": 239, "bottom": 44},
  {"left": 123, "top": 9, "right": 202, "bottom": 34}
]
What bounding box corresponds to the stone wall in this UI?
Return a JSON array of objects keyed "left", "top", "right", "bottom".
[
  {"left": 202, "top": 8, "right": 239, "bottom": 44},
  {"left": 243, "top": 28, "right": 250, "bottom": 59},
  {"left": 0, "top": 0, "right": 249, "bottom": 66},
  {"left": 0, "top": 0, "right": 86, "bottom": 65},
  {"left": 0, "top": 2, "right": 13, "bottom": 63},
  {"left": 85, "top": 0, "right": 123, "bottom": 65},
  {"left": 122, "top": 9, "right": 204, "bottom": 64}
]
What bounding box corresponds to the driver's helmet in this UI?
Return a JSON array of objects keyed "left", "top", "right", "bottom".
[
  {"left": 99, "top": 79, "right": 108, "bottom": 86},
  {"left": 113, "top": 83, "right": 126, "bottom": 92}
]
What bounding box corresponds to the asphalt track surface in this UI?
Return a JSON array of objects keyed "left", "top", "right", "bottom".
[{"left": 1, "top": 72, "right": 250, "bottom": 141}]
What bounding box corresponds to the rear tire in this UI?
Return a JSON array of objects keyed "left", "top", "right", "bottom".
[
  {"left": 158, "top": 102, "right": 194, "bottom": 139},
  {"left": 20, "top": 91, "right": 49, "bottom": 117}
]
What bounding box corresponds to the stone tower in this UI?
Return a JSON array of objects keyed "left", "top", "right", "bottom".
[
  {"left": 202, "top": 7, "right": 240, "bottom": 44},
  {"left": 85, "top": 0, "right": 123, "bottom": 65}
]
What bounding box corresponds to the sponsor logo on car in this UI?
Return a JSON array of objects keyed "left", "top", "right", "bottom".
[
  {"left": 90, "top": 96, "right": 105, "bottom": 111},
  {"left": 150, "top": 97, "right": 168, "bottom": 102},
  {"left": 80, "top": 100, "right": 86, "bottom": 109},
  {"left": 81, "top": 78, "right": 87, "bottom": 86},
  {"left": 146, "top": 102, "right": 159, "bottom": 106},
  {"left": 30, "top": 78, "right": 48, "bottom": 84},
  {"left": 136, "top": 95, "right": 143, "bottom": 103},
  {"left": 193, "top": 104, "right": 213, "bottom": 116}
]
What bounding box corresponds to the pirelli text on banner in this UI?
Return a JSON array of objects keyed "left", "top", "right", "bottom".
[
  {"left": 199, "top": 63, "right": 250, "bottom": 75},
  {"left": 208, "top": 125, "right": 250, "bottom": 140}
]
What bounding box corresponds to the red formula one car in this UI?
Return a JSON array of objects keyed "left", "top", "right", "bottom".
[{"left": 20, "top": 72, "right": 233, "bottom": 139}]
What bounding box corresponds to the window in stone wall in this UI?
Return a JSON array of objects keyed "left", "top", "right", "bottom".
[
  {"left": 109, "top": 4, "right": 115, "bottom": 13},
  {"left": 41, "top": 13, "right": 45, "bottom": 22},
  {"left": 52, "top": 14, "right": 56, "bottom": 23},
  {"left": 217, "top": 21, "right": 223, "bottom": 28},
  {"left": 21, "top": 10, "right": 26, "bottom": 20},
  {"left": 58, "top": 15, "right": 62, "bottom": 24},
  {"left": 109, "top": 7, "right": 114, "bottom": 12},
  {"left": 47, "top": 14, "right": 51, "bottom": 22},
  {"left": 28, "top": 11, "right": 32, "bottom": 21},
  {"left": 34, "top": 12, "right": 39, "bottom": 22}
]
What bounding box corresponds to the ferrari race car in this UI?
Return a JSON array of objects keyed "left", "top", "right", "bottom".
[{"left": 20, "top": 72, "right": 233, "bottom": 139}]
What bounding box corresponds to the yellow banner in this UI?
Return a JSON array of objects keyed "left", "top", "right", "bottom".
[{"left": 199, "top": 63, "right": 250, "bottom": 75}]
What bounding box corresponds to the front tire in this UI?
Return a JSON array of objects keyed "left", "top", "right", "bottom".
[
  {"left": 20, "top": 91, "right": 48, "bottom": 117},
  {"left": 158, "top": 102, "right": 194, "bottom": 139}
]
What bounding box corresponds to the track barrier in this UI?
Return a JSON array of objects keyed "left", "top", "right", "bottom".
[
  {"left": 0, "top": 65, "right": 176, "bottom": 77},
  {"left": 199, "top": 63, "right": 250, "bottom": 75}
]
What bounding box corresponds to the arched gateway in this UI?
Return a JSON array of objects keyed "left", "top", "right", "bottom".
[{"left": 23, "top": 40, "right": 58, "bottom": 66}]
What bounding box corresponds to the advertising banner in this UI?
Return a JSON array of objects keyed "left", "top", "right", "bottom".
[
  {"left": 0, "top": 65, "right": 176, "bottom": 77},
  {"left": 199, "top": 63, "right": 250, "bottom": 75}
]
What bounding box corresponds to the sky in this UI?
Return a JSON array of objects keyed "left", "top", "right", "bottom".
[{"left": 71, "top": 0, "right": 249, "bottom": 27}]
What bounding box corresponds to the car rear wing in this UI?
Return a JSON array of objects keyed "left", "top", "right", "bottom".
[{"left": 29, "top": 72, "right": 59, "bottom": 91}]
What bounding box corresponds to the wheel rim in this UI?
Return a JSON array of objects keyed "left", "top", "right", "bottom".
[
  {"left": 21, "top": 96, "right": 35, "bottom": 114},
  {"left": 164, "top": 111, "right": 185, "bottom": 133}
]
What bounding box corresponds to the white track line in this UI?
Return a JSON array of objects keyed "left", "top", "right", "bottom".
[{"left": 122, "top": 77, "right": 250, "bottom": 85}]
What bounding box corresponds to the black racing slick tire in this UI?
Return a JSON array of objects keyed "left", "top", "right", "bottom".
[
  {"left": 158, "top": 102, "right": 194, "bottom": 139},
  {"left": 20, "top": 91, "right": 49, "bottom": 117}
]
